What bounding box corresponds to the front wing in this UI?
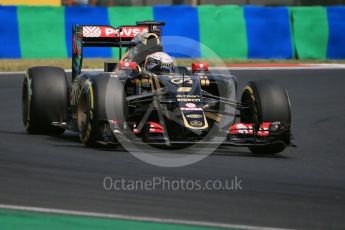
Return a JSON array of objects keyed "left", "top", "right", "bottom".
[{"left": 97, "top": 120, "right": 292, "bottom": 148}]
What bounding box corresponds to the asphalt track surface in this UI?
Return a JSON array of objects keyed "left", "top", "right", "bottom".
[{"left": 0, "top": 69, "right": 345, "bottom": 229}]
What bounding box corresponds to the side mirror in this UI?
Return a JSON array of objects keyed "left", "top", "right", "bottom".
[
  {"left": 192, "top": 62, "right": 209, "bottom": 74},
  {"left": 116, "top": 61, "right": 138, "bottom": 71}
]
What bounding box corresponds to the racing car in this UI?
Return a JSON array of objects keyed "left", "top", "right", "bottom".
[{"left": 22, "top": 21, "right": 292, "bottom": 154}]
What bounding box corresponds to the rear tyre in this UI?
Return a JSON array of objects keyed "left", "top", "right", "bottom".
[
  {"left": 78, "top": 76, "right": 126, "bottom": 147},
  {"left": 241, "top": 79, "right": 291, "bottom": 154},
  {"left": 22, "top": 66, "right": 68, "bottom": 134}
]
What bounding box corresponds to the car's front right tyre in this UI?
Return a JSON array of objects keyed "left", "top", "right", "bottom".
[{"left": 241, "top": 79, "right": 291, "bottom": 154}]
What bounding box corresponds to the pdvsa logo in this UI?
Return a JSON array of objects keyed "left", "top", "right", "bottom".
[{"left": 104, "top": 27, "right": 149, "bottom": 37}]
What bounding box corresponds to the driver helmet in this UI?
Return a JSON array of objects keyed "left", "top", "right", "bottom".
[{"left": 144, "top": 52, "right": 174, "bottom": 74}]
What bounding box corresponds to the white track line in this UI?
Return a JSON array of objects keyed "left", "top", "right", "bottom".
[
  {"left": 0, "top": 204, "right": 291, "bottom": 230},
  {"left": 0, "top": 71, "right": 27, "bottom": 75},
  {"left": 0, "top": 64, "right": 345, "bottom": 75},
  {"left": 213, "top": 65, "right": 345, "bottom": 70},
  {"left": 0, "top": 69, "right": 102, "bottom": 75}
]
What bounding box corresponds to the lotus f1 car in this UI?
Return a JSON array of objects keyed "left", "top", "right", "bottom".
[{"left": 22, "top": 21, "right": 292, "bottom": 154}]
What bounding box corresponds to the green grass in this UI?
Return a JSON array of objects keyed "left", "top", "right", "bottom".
[
  {"left": 0, "top": 58, "right": 344, "bottom": 71},
  {"left": 0, "top": 209, "right": 227, "bottom": 230}
]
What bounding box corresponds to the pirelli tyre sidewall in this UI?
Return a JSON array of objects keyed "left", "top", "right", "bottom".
[
  {"left": 78, "top": 76, "right": 125, "bottom": 147},
  {"left": 241, "top": 79, "right": 291, "bottom": 154},
  {"left": 22, "top": 66, "right": 67, "bottom": 134},
  {"left": 78, "top": 79, "right": 96, "bottom": 146}
]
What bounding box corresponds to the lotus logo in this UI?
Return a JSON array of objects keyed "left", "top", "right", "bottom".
[{"left": 190, "top": 120, "right": 203, "bottom": 127}]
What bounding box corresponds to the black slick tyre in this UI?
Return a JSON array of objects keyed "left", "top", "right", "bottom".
[
  {"left": 22, "top": 66, "right": 68, "bottom": 134},
  {"left": 241, "top": 79, "right": 291, "bottom": 154},
  {"left": 78, "top": 76, "right": 126, "bottom": 147}
]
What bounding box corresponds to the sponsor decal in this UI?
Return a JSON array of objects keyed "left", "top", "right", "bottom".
[
  {"left": 83, "top": 26, "right": 148, "bottom": 38},
  {"left": 176, "top": 94, "right": 201, "bottom": 102},
  {"left": 177, "top": 87, "right": 192, "bottom": 92},
  {"left": 181, "top": 107, "right": 203, "bottom": 111},
  {"left": 83, "top": 26, "right": 101, "bottom": 37},
  {"left": 170, "top": 76, "right": 193, "bottom": 85},
  {"left": 186, "top": 114, "right": 203, "bottom": 119},
  {"left": 148, "top": 122, "right": 164, "bottom": 134},
  {"left": 177, "top": 98, "right": 201, "bottom": 102},
  {"left": 110, "top": 73, "right": 118, "bottom": 78},
  {"left": 190, "top": 120, "right": 203, "bottom": 127},
  {"left": 235, "top": 123, "right": 251, "bottom": 134},
  {"left": 185, "top": 103, "right": 196, "bottom": 108},
  {"left": 229, "top": 123, "right": 270, "bottom": 136},
  {"left": 176, "top": 95, "right": 200, "bottom": 98}
]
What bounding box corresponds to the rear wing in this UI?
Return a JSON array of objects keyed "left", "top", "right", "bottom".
[
  {"left": 72, "top": 25, "right": 148, "bottom": 79},
  {"left": 72, "top": 21, "right": 165, "bottom": 79}
]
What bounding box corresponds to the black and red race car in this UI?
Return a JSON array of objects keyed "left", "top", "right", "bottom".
[{"left": 22, "top": 21, "right": 292, "bottom": 154}]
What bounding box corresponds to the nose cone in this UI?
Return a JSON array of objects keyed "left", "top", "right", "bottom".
[{"left": 180, "top": 106, "right": 209, "bottom": 131}]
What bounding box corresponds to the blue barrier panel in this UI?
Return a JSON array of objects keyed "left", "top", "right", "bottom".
[
  {"left": 244, "top": 6, "right": 293, "bottom": 59},
  {"left": 65, "top": 6, "right": 111, "bottom": 58},
  {"left": 153, "top": 6, "right": 200, "bottom": 58},
  {"left": 0, "top": 6, "right": 21, "bottom": 58},
  {"left": 327, "top": 6, "right": 345, "bottom": 59}
]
